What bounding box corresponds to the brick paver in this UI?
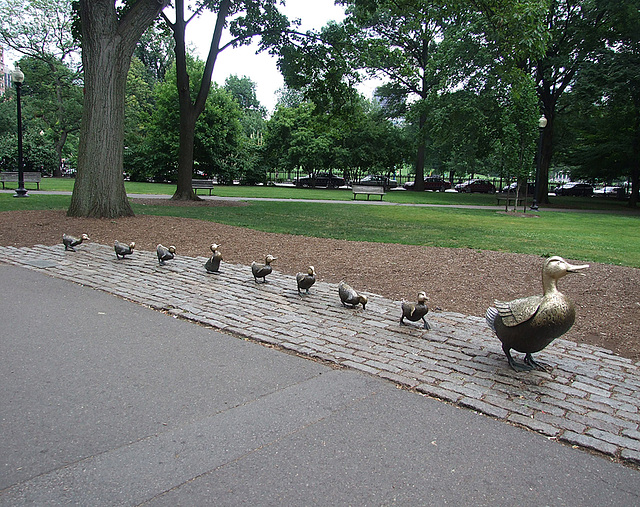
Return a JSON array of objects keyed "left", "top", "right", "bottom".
[{"left": 2, "top": 243, "right": 639, "bottom": 465}]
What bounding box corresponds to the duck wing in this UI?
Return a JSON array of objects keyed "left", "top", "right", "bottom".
[
  {"left": 495, "top": 295, "right": 543, "bottom": 327},
  {"left": 339, "top": 282, "right": 358, "bottom": 304},
  {"left": 296, "top": 273, "right": 314, "bottom": 290}
]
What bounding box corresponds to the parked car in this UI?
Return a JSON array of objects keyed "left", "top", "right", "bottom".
[
  {"left": 594, "top": 185, "right": 625, "bottom": 198},
  {"left": 502, "top": 182, "right": 535, "bottom": 194},
  {"left": 454, "top": 179, "right": 496, "bottom": 193},
  {"left": 404, "top": 176, "right": 452, "bottom": 192},
  {"left": 554, "top": 182, "right": 594, "bottom": 197},
  {"left": 295, "top": 172, "right": 346, "bottom": 188},
  {"left": 356, "top": 174, "right": 398, "bottom": 189}
]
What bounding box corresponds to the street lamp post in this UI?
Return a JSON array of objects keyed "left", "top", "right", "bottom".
[
  {"left": 12, "top": 66, "right": 28, "bottom": 198},
  {"left": 530, "top": 115, "right": 548, "bottom": 211}
]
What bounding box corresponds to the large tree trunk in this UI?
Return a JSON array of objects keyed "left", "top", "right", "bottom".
[
  {"left": 536, "top": 116, "right": 554, "bottom": 205},
  {"left": 68, "top": 0, "right": 167, "bottom": 218},
  {"left": 172, "top": 105, "right": 198, "bottom": 200},
  {"left": 413, "top": 110, "right": 427, "bottom": 192}
]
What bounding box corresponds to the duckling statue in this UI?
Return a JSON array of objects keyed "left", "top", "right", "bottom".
[
  {"left": 251, "top": 254, "right": 276, "bottom": 283},
  {"left": 63, "top": 233, "right": 89, "bottom": 252},
  {"left": 485, "top": 256, "right": 589, "bottom": 371},
  {"left": 338, "top": 281, "right": 368, "bottom": 310},
  {"left": 156, "top": 244, "right": 176, "bottom": 266},
  {"left": 400, "top": 291, "right": 430, "bottom": 329},
  {"left": 114, "top": 240, "right": 135, "bottom": 259},
  {"left": 296, "top": 266, "right": 316, "bottom": 294},
  {"left": 204, "top": 243, "right": 223, "bottom": 273}
]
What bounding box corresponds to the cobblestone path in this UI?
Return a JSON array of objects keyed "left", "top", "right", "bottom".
[{"left": 2, "top": 243, "right": 639, "bottom": 466}]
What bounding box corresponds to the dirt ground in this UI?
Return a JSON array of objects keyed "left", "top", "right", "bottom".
[{"left": 1, "top": 202, "right": 638, "bottom": 361}]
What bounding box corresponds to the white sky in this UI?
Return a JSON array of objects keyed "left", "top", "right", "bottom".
[{"left": 186, "top": 0, "right": 364, "bottom": 112}]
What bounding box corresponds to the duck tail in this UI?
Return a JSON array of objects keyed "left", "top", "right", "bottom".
[{"left": 485, "top": 307, "right": 498, "bottom": 333}]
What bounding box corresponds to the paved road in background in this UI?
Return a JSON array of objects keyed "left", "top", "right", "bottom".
[{"left": 1, "top": 260, "right": 639, "bottom": 505}]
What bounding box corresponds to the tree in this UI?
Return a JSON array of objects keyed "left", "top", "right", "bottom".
[
  {"left": 224, "top": 75, "right": 266, "bottom": 136},
  {"left": 554, "top": 1, "right": 640, "bottom": 207},
  {"left": 1, "top": 0, "right": 82, "bottom": 177},
  {"left": 140, "top": 57, "right": 244, "bottom": 184},
  {"left": 161, "top": 0, "right": 290, "bottom": 200},
  {"left": 0, "top": 0, "right": 79, "bottom": 63},
  {"left": 313, "top": 1, "right": 548, "bottom": 191},
  {"left": 67, "top": 0, "right": 169, "bottom": 218},
  {"left": 527, "top": 0, "right": 614, "bottom": 205},
  {"left": 134, "top": 22, "right": 176, "bottom": 85},
  {"left": 123, "top": 57, "right": 156, "bottom": 182},
  {"left": 17, "top": 56, "right": 83, "bottom": 176},
  {"left": 224, "top": 75, "right": 268, "bottom": 184},
  {"left": 264, "top": 94, "right": 409, "bottom": 183},
  {"left": 0, "top": 56, "right": 81, "bottom": 175}
]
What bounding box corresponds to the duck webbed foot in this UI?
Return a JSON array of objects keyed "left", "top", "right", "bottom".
[
  {"left": 422, "top": 317, "right": 431, "bottom": 330},
  {"left": 503, "top": 346, "right": 533, "bottom": 372},
  {"left": 524, "top": 353, "right": 550, "bottom": 372}
]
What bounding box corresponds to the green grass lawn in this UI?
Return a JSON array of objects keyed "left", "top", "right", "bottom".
[{"left": 3, "top": 192, "right": 636, "bottom": 267}]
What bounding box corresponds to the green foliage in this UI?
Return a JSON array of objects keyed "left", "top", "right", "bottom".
[
  {"left": 125, "top": 56, "right": 245, "bottom": 184},
  {"left": 488, "top": 73, "right": 539, "bottom": 183},
  {"left": 193, "top": 85, "right": 245, "bottom": 183},
  {"left": 264, "top": 95, "right": 410, "bottom": 180},
  {"left": 0, "top": 0, "right": 82, "bottom": 176},
  {"left": 225, "top": 75, "right": 266, "bottom": 132},
  {"left": 0, "top": 0, "right": 79, "bottom": 64},
  {"left": 134, "top": 22, "right": 175, "bottom": 84},
  {"left": 0, "top": 55, "right": 81, "bottom": 175},
  {"left": 124, "top": 57, "right": 156, "bottom": 181},
  {"left": 553, "top": 1, "right": 640, "bottom": 204}
]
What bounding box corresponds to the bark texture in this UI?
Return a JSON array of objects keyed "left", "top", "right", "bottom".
[{"left": 68, "top": 0, "right": 168, "bottom": 218}]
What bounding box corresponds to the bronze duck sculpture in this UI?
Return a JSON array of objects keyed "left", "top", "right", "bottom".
[
  {"left": 296, "top": 266, "right": 316, "bottom": 294},
  {"left": 400, "top": 291, "right": 430, "bottom": 329},
  {"left": 63, "top": 233, "right": 89, "bottom": 251},
  {"left": 338, "top": 281, "right": 368, "bottom": 310},
  {"left": 156, "top": 244, "right": 176, "bottom": 265},
  {"left": 251, "top": 254, "right": 276, "bottom": 283},
  {"left": 204, "top": 243, "right": 223, "bottom": 273},
  {"left": 114, "top": 240, "right": 135, "bottom": 259},
  {"left": 485, "top": 256, "right": 589, "bottom": 371}
]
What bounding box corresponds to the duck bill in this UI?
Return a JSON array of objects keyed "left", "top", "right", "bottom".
[{"left": 567, "top": 263, "right": 589, "bottom": 275}]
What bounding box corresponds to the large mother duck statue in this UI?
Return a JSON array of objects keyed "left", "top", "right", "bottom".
[{"left": 486, "top": 256, "right": 588, "bottom": 371}]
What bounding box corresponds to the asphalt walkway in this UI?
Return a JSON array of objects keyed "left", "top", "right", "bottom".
[{"left": 1, "top": 244, "right": 639, "bottom": 505}]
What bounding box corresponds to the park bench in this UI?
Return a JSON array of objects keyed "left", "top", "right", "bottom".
[
  {"left": 191, "top": 179, "right": 215, "bottom": 196},
  {"left": 496, "top": 195, "right": 530, "bottom": 211},
  {"left": 352, "top": 184, "right": 385, "bottom": 201},
  {"left": 0, "top": 171, "right": 42, "bottom": 190},
  {"left": 496, "top": 195, "right": 525, "bottom": 206}
]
